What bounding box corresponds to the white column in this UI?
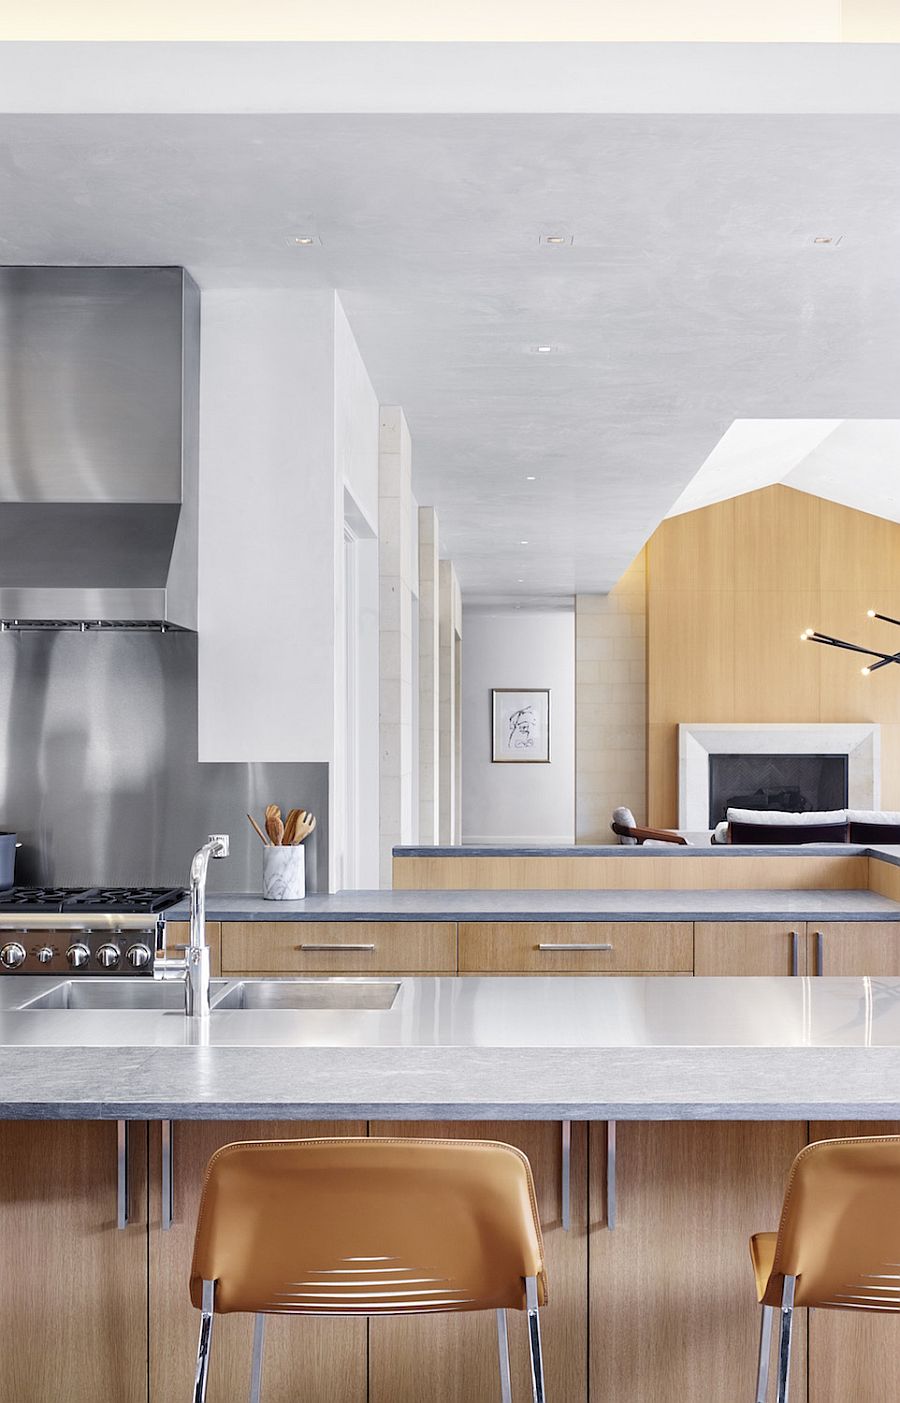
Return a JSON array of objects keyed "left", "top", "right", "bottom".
[
  {"left": 418, "top": 507, "right": 441, "bottom": 844},
  {"left": 378, "top": 407, "right": 415, "bottom": 885},
  {"left": 439, "top": 557, "right": 463, "bottom": 844}
]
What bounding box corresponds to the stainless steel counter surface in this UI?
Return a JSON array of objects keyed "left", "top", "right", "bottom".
[
  {"left": 3, "top": 975, "right": 900, "bottom": 1120},
  {"left": 166, "top": 888, "right": 900, "bottom": 922}
]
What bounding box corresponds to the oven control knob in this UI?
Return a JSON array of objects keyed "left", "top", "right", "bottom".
[
  {"left": 66, "top": 943, "right": 90, "bottom": 969},
  {"left": 35, "top": 946, "right": 55, "bottom": 964},
  {"left": 96, "top": 943, "right": 121, "bottom": 970},
  {"left": 125, "top": 944, "right": 152, "bottom": 970},
  {"left": 0, "top": 942, "right": 26, "bottom": 969}
]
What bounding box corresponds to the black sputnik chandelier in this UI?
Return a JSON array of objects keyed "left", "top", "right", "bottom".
[{"left": 801, "top": 611, "right": 900, "bottom": 675}]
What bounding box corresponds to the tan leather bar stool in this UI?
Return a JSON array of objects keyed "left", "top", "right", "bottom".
[
  {"left": 190, "top": 1136, "right": 549, "bottom": 1403},
  {"left": 750, "top": 1134, "right": 900, "bottom": 1403}
]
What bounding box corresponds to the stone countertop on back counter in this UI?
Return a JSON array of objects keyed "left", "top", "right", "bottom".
[
  {"left": 393, "top": 843, "right": 900, "bottom": 865},
  {"left": 167, "top": 888, "right": 900, "bottom": 922},
  {"left": 5, "top": 975, "right": 900, "bottom": 1120}
]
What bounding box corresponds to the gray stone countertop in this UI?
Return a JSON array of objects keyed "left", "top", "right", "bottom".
[
  {"left": 393, "top": 843, "right": 900, "bottom": 867},
  {"left": 168, "top": 888, "right": 900, "bottom": 922},
  {"left": 4, "top": 974, "right": 900, "bottom": 1120}
]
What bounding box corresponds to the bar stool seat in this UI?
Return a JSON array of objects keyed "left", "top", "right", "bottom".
[
  {"left": 750, "top": 1135, "right": 900, "bottom": 1403},
  {"left": 189, "top": 1135, "right": 549, "bottom": 1403}
]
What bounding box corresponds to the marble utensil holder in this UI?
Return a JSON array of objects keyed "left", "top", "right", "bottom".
[{"left": 262, "top": 845, "right": 306, "bottom": 900}]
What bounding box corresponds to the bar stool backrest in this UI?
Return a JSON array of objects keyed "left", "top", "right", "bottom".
[
  {"left": 769, "top": 1135, "right": 900, "bottom": 1309},
  {"left": 190, "top": 1137, "right": 546, "bottom": 1316}
]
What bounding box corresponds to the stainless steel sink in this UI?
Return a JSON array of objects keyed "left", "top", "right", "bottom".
[
  {"left": 213, "top": 979, "right": 401, "bottom": 1012},
  {"left": 15, "top": 979, "right": 229, "bottom": 1011}
]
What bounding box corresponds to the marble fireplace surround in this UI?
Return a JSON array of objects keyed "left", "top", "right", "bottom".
[{"left": 678, "top": 723, "right": 880, "bottom": 831}]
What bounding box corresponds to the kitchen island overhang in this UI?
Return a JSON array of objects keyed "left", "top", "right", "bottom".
[{"left": 2, "top": 973, "right": 900, "bottom": 1121}]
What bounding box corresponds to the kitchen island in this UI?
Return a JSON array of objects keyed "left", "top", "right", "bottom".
[{"left": 2, "top": 970, "right": 900, "bottom": 1403}]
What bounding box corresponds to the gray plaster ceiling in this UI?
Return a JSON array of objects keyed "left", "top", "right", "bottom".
[{"left": 1, "top": 112, "right": 899, "bottom": 595}]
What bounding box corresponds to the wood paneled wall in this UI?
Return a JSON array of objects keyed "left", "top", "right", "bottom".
[{"left": 646, "top": 485, "right": 900, "bottom": 825}]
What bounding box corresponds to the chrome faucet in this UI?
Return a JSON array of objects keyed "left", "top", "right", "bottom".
[{"left": 157, "top": 834, "right": 229, "bottom": 1017}]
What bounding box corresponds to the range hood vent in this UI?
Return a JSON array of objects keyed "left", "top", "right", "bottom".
[{"left": 0, "top": 267, "right": 200, "bottom": 629}]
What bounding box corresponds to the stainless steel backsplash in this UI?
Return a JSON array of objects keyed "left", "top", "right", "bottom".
[{"left": 0, "top": 630, "right": 328, "bottom": 892}]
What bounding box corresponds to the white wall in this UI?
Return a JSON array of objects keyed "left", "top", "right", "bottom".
[
  {"left": 198, "top": 289, "right": 383, "bottom": 890},
  {"left": 462, "top": 607, "right": 575, "bottom": 844}
]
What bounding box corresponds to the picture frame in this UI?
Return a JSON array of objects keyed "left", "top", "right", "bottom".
[{"left": 491, "top": 688, "right": 551, "bottom": 763}]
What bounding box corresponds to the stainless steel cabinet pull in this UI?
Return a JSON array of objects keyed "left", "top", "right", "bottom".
[
  {"left": 790, "top": 930, "right": 800, "bottom": 977},
  {"left": 537, "top": 943, "right": 613, "bottom": 952},
  {"left": 297, "top": 943, "right": 376, "bottom": 952},
  {"left": 561, "top": 1121, "right": 571, "bottom": 1231},
  {"left": 162, "top": 1120, "right": 174, "bottom": 1230},
  {"left": 117, "top": 1120, "right": 129, "bottom": 1229},
  {"left": 606, "top": 1121, "right": 617, "bottom": 1230},
  {"left": 815, "top": 930, "right": 825, "bottom": 975}
]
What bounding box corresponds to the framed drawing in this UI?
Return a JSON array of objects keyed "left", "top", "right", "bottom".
[{"left": 491, "top": 688, "right": 551, "bottom": 763}]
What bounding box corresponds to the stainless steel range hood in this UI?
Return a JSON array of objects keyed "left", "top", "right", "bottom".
[{"left": 0, "top": 267, "right": 200, "bottom": 629}]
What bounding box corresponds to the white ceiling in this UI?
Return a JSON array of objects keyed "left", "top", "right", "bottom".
[
  {"left": 668, "top": 419, "right": 900, "bottom": 520},
  {"left": 1, "top": 108, "right": 899, "bottom": 594}
]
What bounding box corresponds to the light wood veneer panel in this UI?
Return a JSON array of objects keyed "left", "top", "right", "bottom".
[
  {"left": 221, "top": 921, "right": 457, "bottom": 974},
  {"left": 868, "top": 857, "right": 900, "bottom": 902},
  {"left": 589, "top": 1120, "right": 807, "bottom": 1403},
  {"left": 368, "top": 1120, "right": 587, "bottom": 1403},
  {"left": 149, "top": 1120, "right": 367, "bottom": 1403},
  {"left": 0, "top": 1120, "right": 148, "bottom": 1403},
  {"left": 459, "top": 921, "right": 692, "bottom": 973},
  {"left": 645, "top": 485, "right": 900, "bottom": 823},
  {"left": 807, "top": 1120, "right": 900, "bottom": 1403},
  {"left": 807, "top": 921, "right": 900, "bottom": 976},
  {"left": 393, "top": 854, "right": 868, "bottom": 890},
  {"left": 694, "top": 922, "right": 808, "bottom": 976}
]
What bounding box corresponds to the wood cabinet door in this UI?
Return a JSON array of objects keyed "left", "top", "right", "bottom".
[
  {"left": 694, "top": 922, "right": 807, "bottom": 975},
  {"left": 589, "top": 1120, "right": 807, "bottom": 1403},
  {"left": 807, "top": 1120, "right": 900, "bottom": 1403},
  {"left": 367, "top": 1120, "right": 588, "bottom": 1403},
  {"left": 0, "top": 1119, "right": 148, "bottom": 1403},
  {"left": 807, "top": 923, "right": 900, "bottom": 976},
  {"left": 149, "top": 1119, "right": 368, "bottom": 1403}
]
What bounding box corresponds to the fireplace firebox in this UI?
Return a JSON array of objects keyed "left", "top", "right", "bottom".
[{"left": 708, "top": 754, "right": 849, "bottom": 827}]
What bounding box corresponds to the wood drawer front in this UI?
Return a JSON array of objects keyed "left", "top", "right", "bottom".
[
  {"left": 221, "top": 922, "right": 457, "bottom": 974},
  {"left": 458, "top": 922, "right": 692, "bottom": 973}
]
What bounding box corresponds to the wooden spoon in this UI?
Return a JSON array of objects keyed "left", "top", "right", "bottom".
[
  {"left": 246, "top": 813, "right": 270, "bottom": 846},
  {"left": 282, "top": 808, "right": 302, "bottom": 846},
  {"left": 293, "top": 812, "right": 316, "bottom": 843},
  {"left": 265, "top": 804, "right": 285, "bottom": 846}
]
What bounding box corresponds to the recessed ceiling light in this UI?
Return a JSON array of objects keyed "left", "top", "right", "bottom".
[
  {"left": 526, "top": 475, "right": 536, "bottom": 481},
  {"left": 539, "top": 231, "right": 573, "bottom": 247},
  {"left": 517, "top": 577, "right": 524, "bottom": 583},
  {"left": 812, "top": 234, "right": 843, "bottom": 246},
  {"left": 536, "top": 345, "right": 553, "bottom": 354},
  {"left": 286, "top": 234, "right": 321, "bottom": 247}
]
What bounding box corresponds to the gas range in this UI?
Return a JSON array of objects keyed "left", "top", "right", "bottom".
[{"left": 0, "top": 886, "right": 184, "bottom": 976}]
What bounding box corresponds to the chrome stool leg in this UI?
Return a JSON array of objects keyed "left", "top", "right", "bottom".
[
  {"left": 776, "top": 1276, "right": 796, "bottom": 1403},
  {"left": 496, "top": 1308, "right": 512, "bottom": 1403},
  {"left": 755, "top": 1304, "right": 774, "bottom": 1402},
  {"left": 525, "top": 1276, "right": 546, "bottom": 1403},
  {"left": 193, "top": 1279, "right": 216, "bottom": 1403},
  {"left": 249, "top": 1312, "right": 267, "bottom": 1403}
]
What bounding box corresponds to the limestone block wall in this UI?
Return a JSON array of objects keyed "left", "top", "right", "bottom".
[{"left": 575, "top": 550, "right": 647, "bottom": 842}]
